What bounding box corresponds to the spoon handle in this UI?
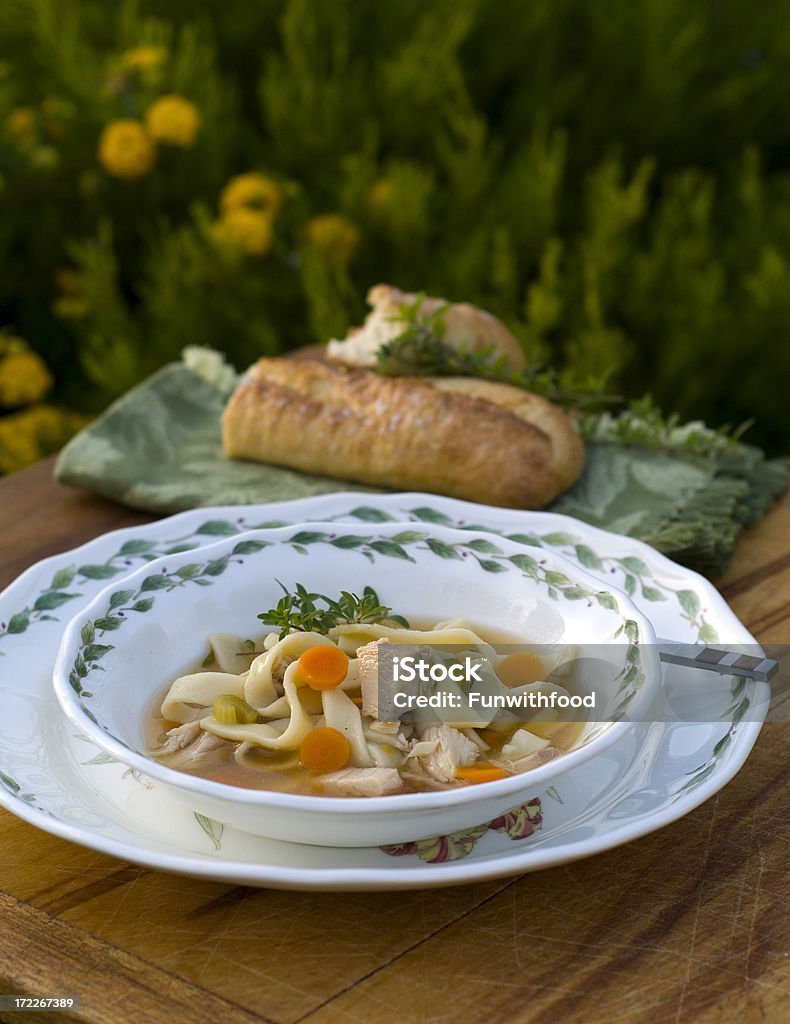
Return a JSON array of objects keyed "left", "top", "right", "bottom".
[{"left": 656, "top": 640, "right": 778, "bottom": 683}]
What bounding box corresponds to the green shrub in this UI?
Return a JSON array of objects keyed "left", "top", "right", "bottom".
[{"left": 0, "top": 0, "right": 788, "bottom": 452}]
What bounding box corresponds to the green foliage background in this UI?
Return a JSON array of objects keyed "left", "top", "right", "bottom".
[{"left": 1, "top": 0, "right": 789, "bottom": 453}]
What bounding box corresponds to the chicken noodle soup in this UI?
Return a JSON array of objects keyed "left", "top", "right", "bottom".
[{"left": 150, "top": 600, "right": 587, "bottom": 797}]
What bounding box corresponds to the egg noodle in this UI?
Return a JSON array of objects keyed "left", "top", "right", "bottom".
[{"left": 152, "top": 617, "right": 585, "bottom": 798}]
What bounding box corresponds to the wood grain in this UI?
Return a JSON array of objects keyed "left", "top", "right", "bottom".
[
  {"left": 0, "top": 460, "right": 788, "bottom": 1024},
  {"left": 718, "top": 494, "right": 790, "bottom": 641},
  {"left": 0, "top": 459, "right": 152, "bottom": 591},
  {"left": 0, "top": 891, "right": 269, "bottom": 1024},
  {"left": 302, "top": 725, "right": 790, "bottom": 1024}
]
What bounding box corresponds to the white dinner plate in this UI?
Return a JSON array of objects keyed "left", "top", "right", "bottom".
[{"left": 0, "top": 493, "right": 768, "bottom": 890}]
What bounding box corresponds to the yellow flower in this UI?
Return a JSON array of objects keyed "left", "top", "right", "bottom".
[
  {"left": 0, "top": 405, "right": 86, "bottom": 475},
  {"left": 145, "top": 95, "right": 201, "bottom": 148},
  {"left": 306, "top": 214, "right": 360, "bottom": 264},
  {"left": 122, "top": 46, "right": 166, "bottom": 75},
  {"left": 0, "top": 411, "right": 39, "bottom": 473},
  {"left": 211, "top": 208, "right": 273, "bottom": 257},
  {"left": 220, "top": 173, "right": 283, "bottom": 218},
  {"left": 0, "top": 350, "right": 53, "bottom": 408},
  {"left": 97, "top": 119, "right": 156, "bottom": 179},
  {"left": 6, "top": 106, "right": 37, "bottom": 146}
]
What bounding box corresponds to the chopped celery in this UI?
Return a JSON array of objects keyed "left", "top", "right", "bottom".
[{"left": 212, "top": 693, "right": 259, "bottom": 725}]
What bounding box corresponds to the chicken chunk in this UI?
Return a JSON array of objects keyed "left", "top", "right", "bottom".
[
  {"left": 157, "top": 721, "right": 227, "bottom": 768},
  {"left": 319, "top": 767, "right": 403, "bottom": 797},
  {"left": 406, "top": 725, "right": 479, "bottom": 783},
  {"left": 157, "top": 720, "right": 202, "bottom": 753},
  {"left": 357, "top": 637, "right": 389, "bottom": 718}
]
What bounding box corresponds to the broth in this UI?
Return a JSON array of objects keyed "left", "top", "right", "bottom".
[{"left": 147, "top": 620, "right": 587, "bottom": 797}]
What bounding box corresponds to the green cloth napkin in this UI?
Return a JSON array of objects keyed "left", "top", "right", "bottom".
[{"left": 55, "top": 363, "right": 789, "bottom": 576}]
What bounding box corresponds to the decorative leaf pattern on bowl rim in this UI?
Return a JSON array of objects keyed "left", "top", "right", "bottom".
[
  {"left": 0, "top": 502, "right": 719, "bottom": 651},
  {"left": 62, "top": 525, "right": 647, "bottom": 750}
]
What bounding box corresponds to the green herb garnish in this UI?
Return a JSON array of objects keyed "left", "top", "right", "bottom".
[
  {"left": 258, "top": 581, "right": 409, "bottom": 639},
  {"left": 375, "top": 295, "right": 617, "bottom": 411},
  {"left": 579, "top": 394, "right": 752, "bottom": 451}
]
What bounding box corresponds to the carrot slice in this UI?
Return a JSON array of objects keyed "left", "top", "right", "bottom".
[
  {"left": 300, "top": 727, "right": 352, "bottom": 773},
  {"left": 298, "top": 645, "right": 349, "bottom": 690},
  {"left": 455, "top": 764, "right": 512, "bottom": 784},
  {"left": 496, "top": 652, "right": 546, "bottom": 688}
]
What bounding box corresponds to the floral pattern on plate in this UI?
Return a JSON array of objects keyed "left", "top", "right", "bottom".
[
  {"left": 381, "top": 798, "right": 543, "bottom": 863},
  {"left": 0, "top": 493, "right": 769, "bottom": 889}
]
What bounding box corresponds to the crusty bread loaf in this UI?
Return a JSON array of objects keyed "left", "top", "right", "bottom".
[
  {"left": 327, "top": 284, "right": 527, "bottom": 371},
  {"left": 222, "top": 357, "right": 583, "bottom": 509}
]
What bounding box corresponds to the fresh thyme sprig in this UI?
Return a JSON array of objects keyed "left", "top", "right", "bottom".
[
  {"left": 258, "top": 581, "right": 409, "bottom": 639},
  {"left": 374, "top": 297, "right": 752, "bottom": 447},
  {"left": 375, "top": 295, "right": 618, "bottom": 411}
]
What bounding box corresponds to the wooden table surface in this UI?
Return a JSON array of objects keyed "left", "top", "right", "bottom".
[{"left": 0, "top": 459, "right": 788, "bottom": 1024}]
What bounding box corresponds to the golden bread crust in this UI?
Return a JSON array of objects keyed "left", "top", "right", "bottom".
[{"left": 222, "top": 358, "right": 584, "bottom": 509}]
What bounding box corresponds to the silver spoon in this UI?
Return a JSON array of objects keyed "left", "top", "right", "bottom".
[{"left": 656, "top": 640, "right": 779, "bottom": 683}]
